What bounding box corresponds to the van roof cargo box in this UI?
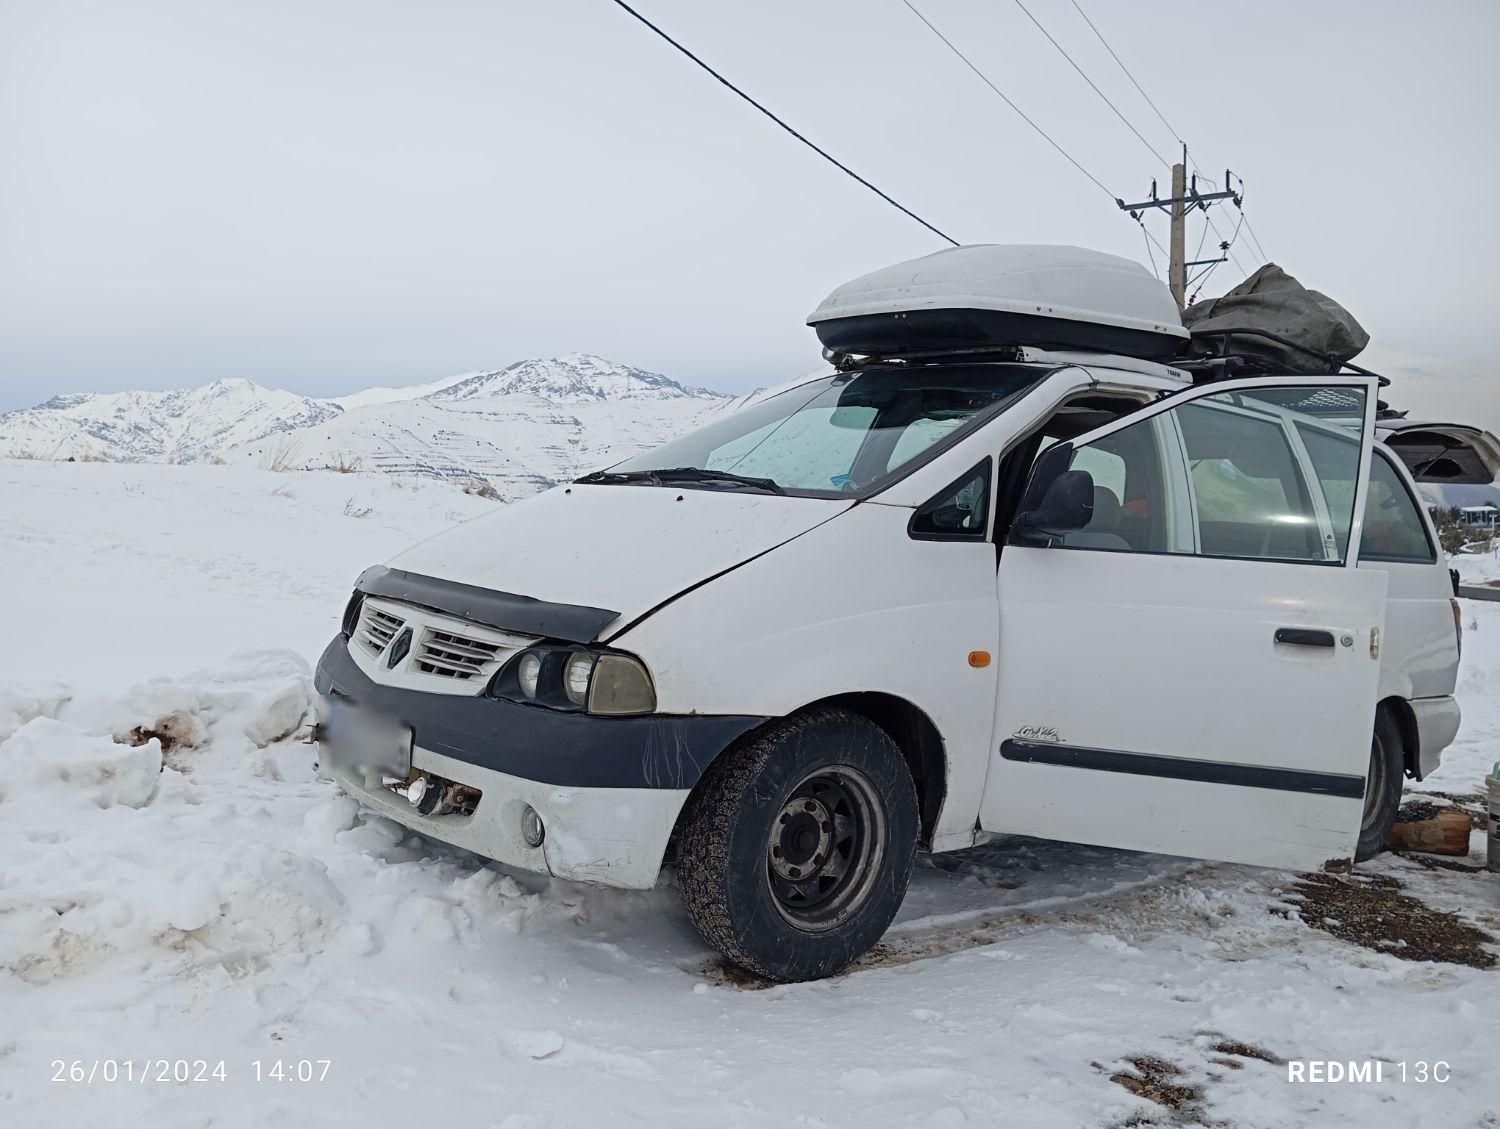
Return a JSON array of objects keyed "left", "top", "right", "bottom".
[{"left": 807, "top": 244, "right": 1188, "bottom": 361}]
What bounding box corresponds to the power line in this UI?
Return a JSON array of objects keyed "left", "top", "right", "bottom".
[
  {"left": 1010, "top": 0, "right": 1170, "bottom": 169},
  {"left": 608, "top": 0, "right": 959, "bottom": 246},
  {"left": 1067, "top": 0, "right": 1182, "bottom": 149},
  {"left": 1142, "top": 223, "right": 1170, "bottom": 263},
  {"left": 1190, "top": 208, "right": 1244, "bottom": 302},
  {"left": 900, "top": 0, "right": 1117, "bottom": 201},
  {"left": 1236, "top": 206, "right": 1271, "bottom": 263},
  {"left": 1063, "top": 0, "right": 1272, "bottom": 282},
  {"left": 1137, "top": 221, "right": 1161, "bottom": 279},
  {"left": 904, "top": 0, "right": 1183, "bottom": 284},
  {"left": 1190, "top": 207, "right": 1211, "bottom": 265},
  {"left": 1203, "top": 210, "right": 1250, "bottom": 275}
]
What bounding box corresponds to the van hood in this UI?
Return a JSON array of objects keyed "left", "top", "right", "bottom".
[{"left": 382, "top": 484, "right": 851, "bottom": 640}]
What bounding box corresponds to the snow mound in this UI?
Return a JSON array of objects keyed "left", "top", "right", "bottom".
[
  {"left": 0, "top": 683, "right": 70, "bottom": 742},
  {"left": 0, "top": 650, "right": 323, "bottom": 981},
  {"left": 64, "top": 648, "right": 313, "bottom": 761},
  {"left": 0, "top": 716, "right": 162, "bottom": 809}
]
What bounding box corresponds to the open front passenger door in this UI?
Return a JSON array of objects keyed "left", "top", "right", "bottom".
[{"left": 981, "top": 377, "right": 1385, "bottom": 870}]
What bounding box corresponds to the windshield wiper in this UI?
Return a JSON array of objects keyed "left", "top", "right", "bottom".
[
  {"left": 576, "top": 466, "right": 785, "bottom": 494},
  {"left": 576, "top": 469, "right": 664, "bottom": 486}
]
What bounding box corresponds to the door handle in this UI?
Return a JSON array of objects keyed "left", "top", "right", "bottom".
[{"left": 1274, "top": 627, "right": 1336, "bottom": 648}]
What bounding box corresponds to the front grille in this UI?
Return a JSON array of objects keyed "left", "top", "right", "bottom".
[
  {"left": 356, "top": 605, "right": 406, "bottom": 655},
  {"left": 414, "top": 628, "right": 504, "bottom": 680},
  {"left": 347, "top": 595, "right": 536, "bottom": 692}
]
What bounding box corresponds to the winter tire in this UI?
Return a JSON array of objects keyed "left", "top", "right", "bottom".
[
  {"left": 676, "top": 707, "right": 919, "bottom": 982},
  {"left": 1355, "top": 710, "right": 1404, "bottom": 862}
]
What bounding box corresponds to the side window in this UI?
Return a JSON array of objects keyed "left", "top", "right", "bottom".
[
  {"left": 1056, "top": 419, "right": 1171, "bottom": 551},
  {"left": 1177, "top": 399, "right": 1322, "bottom": 560},
  {"left": 1026, "top": 383, "right": 1369, "bottom": 563},
  {"left": 1360, "top": 454, "right": 1437, "bottom": 563},
  {"left": 910, "top": 459, "right": 992, "bottom": 541}
]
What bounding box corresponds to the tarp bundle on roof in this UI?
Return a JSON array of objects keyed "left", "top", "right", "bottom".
[{"left": 1184, "top": 264, "right": 1369, "bottom": 374}]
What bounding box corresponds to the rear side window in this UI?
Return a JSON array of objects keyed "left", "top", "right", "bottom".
[
  {"left": 1298, "top": 427, "right": 1436, "bottom": 564},
  {"left": 1296, "top": 423, "right": 1359, "bottom": 559},
  {"left": 1360, "top": 454, "right": 1436, "bottom": 563}
]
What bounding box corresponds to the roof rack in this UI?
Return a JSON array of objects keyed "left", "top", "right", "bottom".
[
  {"left": 820, "top": 344, "right": 1190, "bottom": 383},
  {"left": 822, "top": 329, "right": 1408, "bottom": 418},
  {"left": 1176, "top": 326, "right": 1391, "bottom": 387},
  {"left": 821, "top": 344, "right": 1029, "bottom": 371}
]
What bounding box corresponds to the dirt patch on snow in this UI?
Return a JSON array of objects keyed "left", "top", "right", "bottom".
[
  {"left": 125, "top": 710, "right": 203, "bottom": 753},
  {"left": 1288, "top": 872, "right": 1496, "bottom": 969},
  {"left": 1206, "top": 1039, "right": 1283, "bottom": 1065},
  {"left": 1106, "top": 1055, "right": 1204, "bottom": 1120}
]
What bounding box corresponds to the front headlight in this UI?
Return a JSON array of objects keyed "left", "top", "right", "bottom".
[
  {"left": 563, "top": 652, "right": 595, "bottom": 706},
  {"left": 492, "top": 647, "right": 655, "bottom": 716},
  {"left": 517, "top": 652, "right": 542, "bottom": 699}
]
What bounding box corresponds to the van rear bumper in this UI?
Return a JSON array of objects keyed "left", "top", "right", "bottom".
[{"left": 1410, "top": 695, "right": 1461, "bottom": 779}]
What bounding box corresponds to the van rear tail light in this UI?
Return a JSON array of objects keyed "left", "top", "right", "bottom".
[{"left": 1451, "top": 597, "right": 1463, "bottom": 660}]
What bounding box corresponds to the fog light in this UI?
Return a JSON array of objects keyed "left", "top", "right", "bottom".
[{"left": 521, "top": 804, "right": 545, "bottom": 848}]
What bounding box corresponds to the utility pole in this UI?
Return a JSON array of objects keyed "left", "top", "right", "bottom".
[
  {"left": 1167, "top": 160, "right": 1186, "bottom": 307},
  {"left": 1117, "top": 147, "right": 1241, "bottom": 311}
]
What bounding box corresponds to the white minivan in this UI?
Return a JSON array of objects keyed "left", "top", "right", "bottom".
[{"left": 317, "top": 246, "right": 1463, "bottom": 981}]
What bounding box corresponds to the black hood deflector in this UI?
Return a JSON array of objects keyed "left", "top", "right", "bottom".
[{"left": 356, "top": 565, "right": 620, "bottom": 643}]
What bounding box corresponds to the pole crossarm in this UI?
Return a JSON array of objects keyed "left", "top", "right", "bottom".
[{"left": 1116, "top": 187, "right": 1240, "bottom": 218}]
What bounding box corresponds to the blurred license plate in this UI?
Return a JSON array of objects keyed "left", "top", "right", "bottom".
[{"left": 324, "top": 698, "right": 413, "bottom": 778}]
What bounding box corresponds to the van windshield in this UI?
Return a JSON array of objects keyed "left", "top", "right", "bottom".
[{"left": 592, "top": 364, "right": 1046, "bottom": 498}]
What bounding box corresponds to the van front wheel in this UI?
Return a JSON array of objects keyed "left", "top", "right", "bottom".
[{"left": 676, "top": 707, "right": 919, "bottom": 983}]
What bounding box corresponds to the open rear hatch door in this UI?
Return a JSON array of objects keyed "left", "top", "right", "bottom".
[{"left": 1379, "top": 422, "right": 1500, "bottom": 485}]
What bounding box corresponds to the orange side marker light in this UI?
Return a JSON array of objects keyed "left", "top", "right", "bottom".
[{"left": 968, "top": 650, "right": 992, "bottom": 668}]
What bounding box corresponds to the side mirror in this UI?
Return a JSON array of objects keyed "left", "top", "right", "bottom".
[{"left": 1014, "top": 469, "right": 1094, "bottom": 539}]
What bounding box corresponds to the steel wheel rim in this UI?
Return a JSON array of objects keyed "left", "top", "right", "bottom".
[
  {"left": 766, "top": 765, "right": 886, "bottom": 932},
  {"left": 1362, "top": 735, "right": 1386, "bottom": 827}
]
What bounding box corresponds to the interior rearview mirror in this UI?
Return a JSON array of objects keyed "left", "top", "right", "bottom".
[{"left": 1014, "top": 468, "right": 1094, "bottom": 538}]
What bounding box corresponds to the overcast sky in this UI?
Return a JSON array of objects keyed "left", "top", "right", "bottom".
[{"left": 2, "top": 0, "right": 1496, "bottom": 426}]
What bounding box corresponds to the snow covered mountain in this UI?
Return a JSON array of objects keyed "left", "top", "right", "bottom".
[
  {"left": 432, "top": 354, "right": 720, "bottom": 403},
  {"left": 221, "top": 354, "right": 744, "bottom": 499},
  {"left": 0, "top": 378, "right": 341, "bottom": 464},
  {"left": 0, "top": 353, "right": 749, "bottom": 500}
]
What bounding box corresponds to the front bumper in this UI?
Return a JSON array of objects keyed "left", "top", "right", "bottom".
[
  {"left": 325, "top": 747, "right": 690, "bottom": 889},
  {"left": 314, "top": 635, "right": 763, "bottom": 887}
]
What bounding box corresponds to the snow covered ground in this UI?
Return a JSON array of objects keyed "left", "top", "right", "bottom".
[{"left": 1, "top": 459, "right": 1496, "bottom": 1128}]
